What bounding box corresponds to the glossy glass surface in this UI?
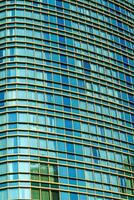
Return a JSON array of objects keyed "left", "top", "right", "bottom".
[{"left": 0, "top": 0, "right": 133, "bottom": 199}]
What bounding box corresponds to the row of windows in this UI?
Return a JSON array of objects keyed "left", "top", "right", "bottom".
[
  {"left": 1, "top": 75, "right": 133, "bottom": 110},
  {"left": 76, "top": 0, "right": 133, "bottom": 20},
  {"left": 0, "top": 58, "right": 132, "bottom": 92},
  {"left": 1, "top": 78, "right": 133, "bottom": 111},
  {"left": 91, "top": 64, "right": 134, "bottom": 85},
  {"left": 0, "top": 117, "right": 133, "bottom": 153},
  {"left": 1, "top": 89, "right": 133, "bottom": 119},
  {"left": 0, "top": 66, "right": 133, "bottom": 91},
  {"left": 1, "top": 103, "right": 133, "bottom": 132},
  {"left": 1, "top": 121, "right": 133, "bottom": 151},
  {"left": 31, "top": 175, "right": 133, "bottom": 194},
  {"left": 30, "top": 162, "right": 133, "bottom": 188},
  {"left": 93, "top": 0, "right": 133, "bottom": 16},
  {"left": 2, "top": 27, "right": 132, "bottom": 56},
  {"left": 0, "top": 187, "right": 133, "bottom": 200},
  {"left": 1, "top": 33, "right": 133, "bottom": 59},
  {"left": 0, "top": 37, "right": 132, "bottom": 64},
  {"left": 2, "top": 0, "right": 133, "bottom": 20},
  {"left": 3, "top": 7, "right": 133, "bottom": 32},
  {"left": 1, "top": 9, "right": 133, "bottom": 46},
  {"left": 1, "top": 1, "right": 131, "bottom": 28},
  {"left": 0, "top": 67, "right": 133, "bottom": 98},
  {"left": 0, "top": 48, "right": 133, "bottom": 75},
  {"left": 1, "top": 23, "right": 133, "bottom": 55},
  {"left": 2, "top": 102, "right": 133, "bottom": 129},
  {"left": 0, "top": 149, "right": 133, "bottom": 174},
  {"left": 0, "top": 90, "right": 133, "bottom": 122},
  {"left": 1, "top": 122, "right": 133, "bottom": 155},
  {"left": 1, "top": 18, "right": 133, "bottom": 56},
  {"left": 0, "top": 161, "right": 133, "bottom": 188},
  {"left": 0, "top": 101, "right": 133, "bottom": 132},
  {"left": 1, "top": 97, "right": 133, "bottom": 129},
  {"left": 0, "top": 45, "right": 133, "bottom": 70},
  {"left": 0, "top": 146, "right": 133, "bottom": 177},
  {"left": 0, "top": 188, "right": 30, "bottom": 200},
  {"left": 0, "top": 135, "right": 133, "bottom": 165}
]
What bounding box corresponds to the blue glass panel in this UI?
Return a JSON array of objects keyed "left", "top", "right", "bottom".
[
  {"left": 0, "top": 190, "right": 8, "bottom": 199},
  {"left": 128, "top": 94, "right": 134, "bottom": 102},
  {"left": 60, "top": 55, "right": 67, "bottom": 63},
  {"left": 63, "top": 97, "right": 70, "bottom": 105},
  {"left": 43, "top": 14, "right": 48, "bottom": 22},
  {"left": 0, "top": 91, "right": 4, "bottom": 100},
  {"left": 115, "top": 5, "right": 120, "bottom": 12},
  {"left": 123, "top": 56, "right": 128, "bottom": 64},
  {"left": 77, "top": 169, "right": 85, "bottom": 179},
  {"left": 46, "top": 72, "right": 52, "bottom": 81},
  {"left": 131, "top": 114, "right": 134, "bottom": 123},
  {"left": 92, "top": 147, "right": 100, "bottom": 157},
  {"left": 56, "top": 0, "right": 62, "bottom": 7},
  {"left": 120, "top": 177, "right": 126, "bottom": 187},
  {"left": 73, "top": 121, "right": 80, "bottom": 130},
  {"left": 48, "top": 0, "right": 55, "bottom": 5},
  {"left": 45, "top": 52, "right": 50, "bottom": 60},
  {"left": 59, "top": 36, "right": 65, "bottom": 43},
  {"left": 70, "top": 193, "right": 78, "bottom": 200},
  {"left": 65, "top": 119, "right": 72, "bottom": 129},
  {"left": 109, "top": 2, "right": 114, "bottom": 9},
  {"left": 61, "top": 192, "right": 69, "bottom": 199},
  {"left": 117, "top": 21, "right": 122, "bottom": 28},
  {"left": 57, "top": 17, "right": 64, "bottom": 25},
  {"left": 79, "top": 194, "right": 87, "bottom": 200},
  {"left": 67, "top": 142, "right": 74, "bottom": 153},
  {"left": 68, "top": 167, "right": 76, "bottom": 178},
  {"left": 65, "top": 19, "right": 71, "bottom": 27},
  {"left": 120, "top": 38, "right": 125, "bottom": 46},
  {"left": 10, "top": 48, "right": 14, "bottom": 56},
  {"left": 62, "top": 75, "right": 68, "bottom": 84},
  {"left": 0, "top": 49, "right": 3, "bottom": 57},
  {"left": 8, "top": 113, "right": 17, "bottom": 122},
  {"left": 126, "top": 75, "right": 131, "bottom": 83},
  {"left": 53, "top": 74, "right": 60, "bottom": 82},
  {"left": 44, "top": 32, "right": 49, "bottom": 40}
]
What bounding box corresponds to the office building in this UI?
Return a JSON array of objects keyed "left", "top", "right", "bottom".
[{"left": 0, "top": 0, "right": 134, "bottom": 199}]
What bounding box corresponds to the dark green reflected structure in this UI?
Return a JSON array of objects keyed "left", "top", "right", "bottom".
[{"left": 0, "top": 0, "right": 134, "bottom": 199}]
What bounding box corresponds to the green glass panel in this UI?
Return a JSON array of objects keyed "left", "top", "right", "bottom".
[
  {"left": 49, "top": 165, "right": 58, "bottom": 175},
  {"left": 32, "top": 189, "right": 40, "bottom": 200},
  {"left": 51, "top": 191, "right": 59, "bottom": 200},
  {"left": 40, "top": 164, "right": 49, "bottom": 174},
  {"left": 41, "top": 175, "right": 49, "bottom": 181},
  {"left": 41, "top": 190, "right": 50, "bottom": 200},
  {"left": 50, "top": 176, "right": 58, "bottom": 182},
  {"left": 31, "top": 163, "right": 39, "bottom": 173},
  {"left": 31, "top": 174, "right": 39, "bottom": 180}
]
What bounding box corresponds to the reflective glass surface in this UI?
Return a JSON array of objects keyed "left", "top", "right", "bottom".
[{"left": 0, "top": 0, "right": 133, "bottom": 199}]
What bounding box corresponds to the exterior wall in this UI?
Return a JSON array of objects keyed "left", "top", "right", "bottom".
[{"left": 0, "top": 0, "right": 133, "bottom": 199}]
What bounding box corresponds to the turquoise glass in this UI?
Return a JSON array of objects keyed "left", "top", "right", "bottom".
[{"left": 0, "top": 0, "right": 133, "bottom": 199}]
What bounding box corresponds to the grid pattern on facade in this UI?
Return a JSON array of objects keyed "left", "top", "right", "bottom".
[{"left": 0, "top": 0, "right": 134, "bottom": 200}]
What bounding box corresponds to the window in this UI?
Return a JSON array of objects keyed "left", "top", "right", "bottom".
[
  {"left": 65, "top": 119, "right": 72, "bottom": 129},
  {"left": 41, "top": 190, "right": 49, "bottom": 200},
  {"left": 68, "top": 167, "right": 76, "bottom": 178},
  {"left": 67, "top": 142, "right": 74, "bottom": 153},
  {"left": 32, "top": 189, "right": 40, "bottom": 200},
  {"left": 8, "top": 113, "right": 17, "bottom": 122},
  {"left": 51, "top": 191, "right": 59, "bottom": 200},
  {"left": 70, "top": 193, "right": 78, "bottom": 200}
]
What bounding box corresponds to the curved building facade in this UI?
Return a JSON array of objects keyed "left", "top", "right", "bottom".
[{"left": 0, "top": 0, "right": 134, "bottom": 199}]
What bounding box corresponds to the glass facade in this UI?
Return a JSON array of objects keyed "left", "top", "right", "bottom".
[{"left": 0, "top": 0, "right": 134, "bottom": 199}]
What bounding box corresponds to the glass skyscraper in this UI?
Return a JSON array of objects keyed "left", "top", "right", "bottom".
[{"left": 0, "top": 0, "right": 134, "bottom": 199}]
